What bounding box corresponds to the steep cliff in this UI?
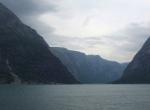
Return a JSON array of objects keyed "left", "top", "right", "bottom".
[{"left": 0, "top": 3, "right": 78, "bottom": 84}]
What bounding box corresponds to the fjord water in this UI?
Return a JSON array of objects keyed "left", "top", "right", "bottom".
[{"left": 0, "top": 85, "right": 150, "bottom": 110}]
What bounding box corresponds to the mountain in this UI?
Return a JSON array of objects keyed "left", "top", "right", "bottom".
[
  {"left": 115, "top": 37, "right": 150, "bottom": 83},
  {"left": 50, "top": 47, "right": 128, "bottom": 83},
  {"left": 0, "top": 3, "right": 78, "bottom": 84}
]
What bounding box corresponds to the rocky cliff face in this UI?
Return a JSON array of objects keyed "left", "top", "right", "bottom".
[
  {"left": 51, "top": 47, "right": 127, "bottom": 83},
  {"left": 116, "top": 37, "right": 150, "bottom": 83},
  {"left": 0, "top": 3, "right": 78, "bottom": 84}
]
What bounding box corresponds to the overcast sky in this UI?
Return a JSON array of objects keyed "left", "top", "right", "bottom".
[{"left": 1, "top": 0, "right": 150, "bottom": 62}]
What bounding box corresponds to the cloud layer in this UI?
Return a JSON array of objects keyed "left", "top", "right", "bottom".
[
  {"left": 48, "top": 23, "right": 150, "bottom": 62},
  {"left": 0, "top": 0, "right": 57, "bottom": 16},
  {"left": 0, "top": 0, "right": 150, "bottom": 62}
]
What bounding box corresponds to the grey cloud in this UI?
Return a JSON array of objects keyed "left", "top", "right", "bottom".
[
  {"left": 48, "top": 35, "right": 89, "bottom": 50},
  {"left": 82, "top": 15, "right": 93, "bottom": 27},
  {"left": 85, "top": 23, "right": 150, "bottom": 55},
  {"left": 0, "top": 0, "right": 150, "bottom": 62},
  {"left": 0, "top": 0, "right": 57, "bottom": 17},
  {"left": 110, "top": 23, "right": 150, "bottom": 52},
  {"left": 49, "top": 23, "right": 150, "bottom": 62},
  {"left": 0, "top": 0, "right": 57, "bottom": 40}
]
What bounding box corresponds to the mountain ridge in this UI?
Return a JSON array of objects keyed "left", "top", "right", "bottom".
[
  {"left": 0, "top": 3, "right": 78, "bottom": 84},
  {"left": 50, "top": 47, "right": 128, "bottom": 83},
  {"left": 115, "top": 37, "right": 150, "bottom": 83}
]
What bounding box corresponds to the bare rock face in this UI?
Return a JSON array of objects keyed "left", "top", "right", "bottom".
[
  {"left": 0, "top": 3, "right": 78, "bottom": 84},
  {"left": 116, "top": 37, "right": 150, "bottom": 83}
]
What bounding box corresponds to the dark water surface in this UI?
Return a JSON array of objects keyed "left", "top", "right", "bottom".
[{"left": 0, "top": 84, "right": 150, "bottom": 110}]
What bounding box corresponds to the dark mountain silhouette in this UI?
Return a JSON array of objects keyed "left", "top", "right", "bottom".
[
  {"left": 51, "top": 47, "right": 128, "bottom": 83},
  {"left": 115, "top": 37, "right": 150, "bottom": 83},
  {"left": 0, "top": 3, "right": 78, "bottom": 84}
]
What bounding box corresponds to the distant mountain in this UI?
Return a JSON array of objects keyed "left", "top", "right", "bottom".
[
  {"left": 0, "top": 3, "right": 78, "bottom": 84},
  {"left": 50, "top": 47, "right": 128, "bottom": 83},
  {"left": 115, "top": 37, "right": 150, "bottom": 84}
]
